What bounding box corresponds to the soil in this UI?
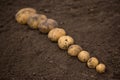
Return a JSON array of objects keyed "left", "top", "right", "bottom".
[{"left": 0, "top": 0, "right": 120, "bottom": 80}]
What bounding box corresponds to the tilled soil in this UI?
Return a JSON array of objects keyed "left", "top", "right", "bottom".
[{"left": 0, "top": 0, "right": 120, "bottom": 80}]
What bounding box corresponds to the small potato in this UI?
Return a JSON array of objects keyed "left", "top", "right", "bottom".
[
  {"left": 78, "top": 51, "right": 90, "bottom": 62},
  {"left": 48, "top": 28, "right": 66, "bottom": 42},
  {"left": 96, "top": 63, "right": 106, "bottom": 73},
  {"left": 58, "top": 36, "right": 74, "bottom": 50},
  {"left": 68, "top": 45, "right": 82, "bottom": 56},
  {"left": 15, "top": 8, "right": 36, "bottom": 24},
  {"left": 87, "top": 57, "right": 99, "bottom": 68},
  {"left": 38, "top": 19, "right": 58, "bottom": 33},
  {"left": 27, "top": 14, "right": 47, "bottom": 29}
]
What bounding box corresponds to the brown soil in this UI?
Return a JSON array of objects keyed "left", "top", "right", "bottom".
[{"left": 0, "top": 0, "right": 120, "bottom": 80}]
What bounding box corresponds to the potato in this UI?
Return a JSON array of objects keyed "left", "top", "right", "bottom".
[
  {"left": 15, "top": 8, "right": 36, "bottom": 24},
  {"left": 38, "top": 19, "right": 58, "bottom": 33},
  {"left": 48, "top": 28, "right": 66, "bottom": 42},
  {"left": 96, "top": 63, "right": 106, "bottom": 73},
  {"left": 27, "top": 14, "right": 47, "bottom": 29},
  {"left": 58, "top": 36, "right": 74, "bottom": 49},
  {"left": 78, "top": 51, "right": 90, "bottom": 62},
  {"left": 68, "top": 45, "right": 82, "bottom": 56},
  {"left": 87, "top": 57, "right": 99, "bottom": 68}
]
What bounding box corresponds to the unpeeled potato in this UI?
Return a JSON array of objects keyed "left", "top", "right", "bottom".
[
  {"left": 68, "top": 45, "right": 82, "bottom": 56},
  {"left": 48, "top": 28, "right": 66, "bottom": 42},
  {"left": 58, "top": 36, "right": 74, "bottom": 49},
  {"left": 78, "top": 51, "right": 90, "bottom": 62},
  {"left": 38, "top": 19, "right": 58, "bottom": 33},
  {"left": 96, "top": 63, "right": 106, "bottom": 73},
  {"left": 27, "top": 14, "right": 47, "bottom": 29},
  {"left": 87, "top": 57, "right": 99, "bottom": 68},
  {"left": 15, "top": 8, "right": 36, "bottom": 24}
]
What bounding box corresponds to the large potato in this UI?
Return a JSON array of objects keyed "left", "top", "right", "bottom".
[
  {"left": 87, "top": 57, "right": 99, "bottom": 68},
  {"left": 38, "top": 19, "right": 58, "bottom": 33},
  {"left": 27, "top": 14, "right": 47, "bottom": 29},
  {"left": 68, "top": 45, "right": 82, "bottom": 56},
  {"left": 58, "top": 36, "right": 74, "bottom": 50},
  {"left": 96, "top": 63, "right": 106, "bottom": 73},
  {"left": 15, "top": 8, "right": 36, "bottom": 24},
  {"left": 78, "top": 51, "right": 90, "bottom": 62},
  {"left": 48, "top": 28, "right": 66, "bottom": 42}
]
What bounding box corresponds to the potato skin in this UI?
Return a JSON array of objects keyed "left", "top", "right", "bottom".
[
  {"left": 15, "top": 8, "right": 36, "bottom": 24},
  {"left": 96, "top": 63, "right": 106, "bottom": 73},
  {"left": 27, "top": 14, "right": 47, "bottom": 29},
  {"left": 58, "top": 36, "right": 74, "bottom": 50},
  {"left": 48, "top": 28, "right": 66, "bottom": 42},
  {"left": 87, "top": 57, "right": 99, "bottom": 68},
  {"left": 78, "top": 51, "right": 90, "bottom": 62},
  {"left": 38, "top": 19, "right": 58, "bottom": 33},
  {"left": 68, "top": 45, "right": 82, "bottom": 56}
]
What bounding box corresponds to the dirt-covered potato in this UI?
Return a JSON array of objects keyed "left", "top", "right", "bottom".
[
  {"left": 38, "top": 19, "right": 58, "bottom": 33},
  {"left": 68, "top": 45, "right": 82, "bottom": 56},
  {"left": 15, "top": 8, "right": 36, "bottom": 24},
  {"left": 58, "top": 36, "right": 74, "bottom": 50},
  {"left": 27, "top": 14, "right": 47, "bottom": 29},
  {"left": 48, "top": 28, "right": 66, "bottom": 42},
  {"left": 96, "top": 63, "right": 106, "bottom": 73},
  {"left": 78, "top": 51, "right": 90, "bottom": 62},
  {"left": 87, "top": 57, "right": 99, "bottom": 68}
]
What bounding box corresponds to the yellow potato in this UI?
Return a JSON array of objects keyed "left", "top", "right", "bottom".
[
  {"left": 87, "top": 57, "right": 99, "bottom": 68},
  {"left": 68, "top": 45, "right": 82, "bottom": 56},
  {"left": 48, "top": 28, "right": 66, "bottom": 42},
  {"left": 78, "top": 51, "right": 90, "bottom": 62},
  {"left": 15, "top": 8, "right": 36, "bottom": 24},
  {"left": 96, "top": 63, "right": 106, "bottom": 73},
  {"left": 27, "top": 14, "right": 47, "bottom": 29},
  {"left": 58, "top": 36, "right": 74, "bottom": 50},
  {"left": 38, "top": 19, "right": 58, "bottom": 33}
]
